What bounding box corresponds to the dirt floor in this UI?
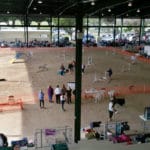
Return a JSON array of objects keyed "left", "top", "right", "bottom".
[{"left": 0, "top": 47, "right": 150, "bottom": 145}]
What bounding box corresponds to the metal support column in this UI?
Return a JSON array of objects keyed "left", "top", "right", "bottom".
[
  {"left": 113, "top": 17, "right": 116, "bottom": 46},
  {"left": 49, "top": 17, "right": 53, "bottom": 43},
  {"left": 24, "top": 14, "right": 29, "bottom": 47},
  {"left": 139, "top": 17, "right": 143, "bottom": 46},
  {"left": 26, "top": 0, "right": 34, "bottom": 47},
  {"left": 74, "top": 2, "right": 83, "bottom": 143},
  {"left": 87, "top": 17, "right": 89, "bottom": 43},
  {"left": 57, "top": 17, "right": 60, "bottom": 46},
  {"left": 98, "top": 16, "right": 101, "bottom": 38},
  {"left": 121, "top": 17, "right": 123, "bottom": 39}
]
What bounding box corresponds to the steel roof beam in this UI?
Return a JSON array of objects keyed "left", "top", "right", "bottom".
[{"left": 26, "top": 0, "right": 34, "bottom": 14}]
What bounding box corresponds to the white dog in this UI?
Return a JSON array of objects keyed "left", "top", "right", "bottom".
[
  {"left": 94, "top": 90, "right": 105, "bottom": 103},
  {"left": 108, "top": 90, "right": 115, "bottom": 100}
]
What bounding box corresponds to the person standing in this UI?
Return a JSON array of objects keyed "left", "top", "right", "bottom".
[
  {"left": 68, "top": 62, "right": 74, "bottom": 74},
  {"left": 38, "top": 89, "right": 45, "bottom": 108},
  {"left": 107, "top": 68, "right": 113, "bottom": 82},
  {"left": 54, "top": 85, "right": 61, "bottom": 104},
  {"left": 47, "top": 85, "right": 54, "bottom": 103},
  {"left": 60, "top": 94, "right": 66, "bottom": 111},
  {"left": 82, "top": 64, "right": 86, "bottom": 74},
  {"left": 0, "top": 133, "right": 8, "bottom": 147},
  {"left": 61, "top": 84, "right": 67, "bottom": 95},
  {"left": 66, "top": 86, "right": 72, "bottom": 104},
  {"left": 107, "top": 68, "right": 112, "bottom": 77}
]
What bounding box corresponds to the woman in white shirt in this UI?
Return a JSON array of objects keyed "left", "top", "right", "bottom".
[
  {"left": 108, "top": 99, "right": 115, "bottom": 121},
  {"left": 54, "top": 85, "right": 61, "bottom": 104}
]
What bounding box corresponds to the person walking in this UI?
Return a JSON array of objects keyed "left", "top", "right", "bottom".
[
  {"left": 60, "top": 94, "right": 66, "bottom": 111},
  {"left": 54, "top": 85, "right": 61, "bottom": 104},
  {"left": 47, "top": 85, "right": 54, "bottom": 103},
  {"left": 108, "top": 97, "right": 117, "bottom": 121},
  {"left": 107, "top": 68, "right": 113, "bottom": 82},
  {"left": 38, "top": 89, "right": 45, "bottom": 108}
]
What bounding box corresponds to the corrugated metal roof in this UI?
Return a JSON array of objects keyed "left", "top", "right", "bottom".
[{"left": 0, "top": 0, "right": 149, "bottom": 18}]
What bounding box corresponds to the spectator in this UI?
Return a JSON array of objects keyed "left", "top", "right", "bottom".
[
  {"left": 61, "top": 84, "right": 67, "bottom": 95},
  {"left": 0, "top": 133, "right": 8, "bottom": 147},
  {"left": 60, "top": 94, "right": 66, "bottom": 111},
  {"left": 38, "top": 89, "right": 45, "bottom": 108},
  {"left": 68, "top": 62, "right": 74, "bottom": 73},
  {"left": 59, "top": 64, "right": 66, "bottom": 76},
  {"left": 13, "top": 145, "right": 20, "bottom": 150},
  {"left": 47, "top": 85, "right": 54, "bottom": 103},
  {"left": 54, "top": 85, "right": 61, "bottom": 104},
  {"left": 73, "top": 89, "right": 76, "bottom": 96},
  {"left": 66, "top": 86, "right": 72, "bottom": 104}
]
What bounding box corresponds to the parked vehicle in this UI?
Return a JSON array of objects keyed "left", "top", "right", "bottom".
[
  {"left": 53, "top": 36, "right": 70, "bottom": 47},
  {"left": 0, "top": 41, "right": 8, "bottom": 48},
  {"left": 82, "top": 34, "right": 97, "bottom": 46},
  {"left": 101, "top": 34, "right": 113, "bottom": 42},
  {"left": 97, "top": 34, "right": 113, "bottom": 46}
]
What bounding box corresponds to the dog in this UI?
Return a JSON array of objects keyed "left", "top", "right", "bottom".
[
  {"left": 113, "top": 96, "right": 125, "bottom": 106},
  {"left": 0, "top": 78, "right": 6, "bottom": 81},
  {"left": 90, "top": 121, "right": 101, "bottom": 128},
  {"left": 94, "top": 90, "right": 105, "bottom": 103},
  {"left": 108, "top": 90, "right": 115, "bottom": 99}
]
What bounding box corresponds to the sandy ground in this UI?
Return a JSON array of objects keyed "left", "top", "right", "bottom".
[{"left": 0, "top": 47, "right": 150, "bottom": 145}]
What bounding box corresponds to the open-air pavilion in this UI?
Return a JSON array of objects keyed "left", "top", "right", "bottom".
[{"left": 0, "top": 0, "right": 150, "bottom": 150}]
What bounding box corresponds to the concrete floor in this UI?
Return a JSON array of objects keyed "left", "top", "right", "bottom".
[
  {"left": 27, "top": 139, "right": 150, "bottom": 150},
  {"left": 69, "top": 139, "right": 150, "bottom": 150}
]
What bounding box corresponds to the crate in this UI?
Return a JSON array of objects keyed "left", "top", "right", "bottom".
[
  {"left": 51, "top": 143, "right": 68, "bottom": 150},
  {"left": 144, "top": 107, "right": 150, "bottom": 120}
]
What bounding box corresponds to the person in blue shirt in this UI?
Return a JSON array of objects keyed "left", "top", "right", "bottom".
[{"left": 38, "top": 89, "right": 45, "bottom": 108}]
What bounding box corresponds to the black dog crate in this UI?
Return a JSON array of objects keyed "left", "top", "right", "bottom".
[
  {"left": 144, "top": 107, "right": 150, "bottom": 120},
  {"left": 51, "top": 143, "right": 68, "bottom": 150}
]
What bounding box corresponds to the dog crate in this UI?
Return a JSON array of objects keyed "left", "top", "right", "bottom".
[
  {"left": 34, "top": 126, "right": 72, "bottom": 149},
  {"left": 144, "top": 107, "right": 150, "bottom": 120}
]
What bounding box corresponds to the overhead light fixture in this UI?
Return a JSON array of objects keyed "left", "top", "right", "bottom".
[
  {"left": 108, "top": 8, "right": 111, "bottom": 12},
  {"left": 33, "top": 7, "right": 37, "bottom": 10},
  {"left": 128, "top": 2, "right": 132, "bottom": 7},
  {"left": 38, "top": 0, "right": 43, "bottom": 4},
  {"left": 137, "top": 9, "right": 140, "bottom": 13},
  {"left": 91, "top": 1, "right": 95, "bottom": 6}
]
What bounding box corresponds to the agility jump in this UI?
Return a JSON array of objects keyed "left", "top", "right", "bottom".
[{"left": 10, "top": 51, "right": 33, "bottom": 63}]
